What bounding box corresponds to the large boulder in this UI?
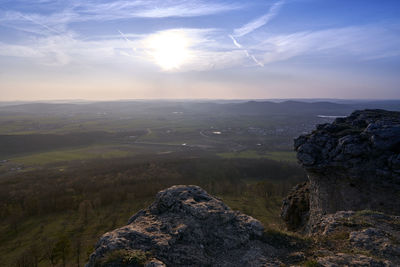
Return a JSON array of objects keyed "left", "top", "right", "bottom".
[
  {"left": 86, "top": 185, "right": 282, "bottom": 267},
  {"left": 293, "top": 109, "right": 400, "bottom": 229}
]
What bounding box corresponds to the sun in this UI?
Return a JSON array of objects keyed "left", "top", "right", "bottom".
[{"left": 146, "top": 30, "right": 190, "bottom": 70}]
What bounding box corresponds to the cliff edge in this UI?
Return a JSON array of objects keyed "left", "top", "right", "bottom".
[
  {"left": 280, "top": 109, "right": 400, "bottom": 266},
  {"left": 289, "top": 109, "right": 400, "bottom": 231}
]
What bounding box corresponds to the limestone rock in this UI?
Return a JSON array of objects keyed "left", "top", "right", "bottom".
[
  {"left": 312, "top": 210, "right": 400, "bottom": 266},
  {"left": 317, "top": 253, "right": 391, "bottom": 267},
  {"left": 293, "top": 109, "right": 400, "bottom": 228},
  {"left": 86, "top": 185, "right": 280, "bottom": 267}
]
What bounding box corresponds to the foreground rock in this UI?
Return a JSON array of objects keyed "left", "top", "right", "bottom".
[
  {"left": 313, "top": 210, "right": 400, "bottom": 266},
  {"left": 87, "top": 185, "right": 285, "bottom": 267},
  {"left": 293, "top": 109, "right": 400, "bottom": 229}
]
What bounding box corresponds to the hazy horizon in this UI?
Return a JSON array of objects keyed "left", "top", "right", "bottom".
[
  {"left": 2, "top": 98, "right": 400, "bottom": 104},
  {"left": 1, "top": 0, "right": 400, "bottom": 100}
]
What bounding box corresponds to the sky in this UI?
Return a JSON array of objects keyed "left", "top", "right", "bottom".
[{"left": 0, "top": 0, "right": 400, "bottom": 100}]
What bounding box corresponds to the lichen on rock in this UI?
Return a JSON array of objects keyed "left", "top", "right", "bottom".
[{"left": 86, "top": 185, "right": 279, "bottom": 267}]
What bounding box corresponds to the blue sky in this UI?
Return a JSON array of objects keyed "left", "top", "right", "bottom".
[{"left": 0, "top": 0, "right": 399, "bottom": 100}]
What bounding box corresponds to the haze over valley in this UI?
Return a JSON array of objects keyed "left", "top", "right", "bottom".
[{"left": 1, "top": 0, "right": 400, "bottom": 266}]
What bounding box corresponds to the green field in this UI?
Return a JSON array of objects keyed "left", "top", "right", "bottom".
[
  {"left": 10, "top": 145, "right": 134, "bottom": 165},
  {"left": 217, "top": 150, "right": 297, "bottom": 163}
]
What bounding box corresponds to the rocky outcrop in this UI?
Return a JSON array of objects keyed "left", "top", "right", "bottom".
[
  {"left": 86, "top": 185, "right": 285, "bottom": 267},
  {"left": 293, "top": 109, "right": 400, "bottom": 229},
  {"left": 279, "top": 109, "right": 400, "bottom": 265}
]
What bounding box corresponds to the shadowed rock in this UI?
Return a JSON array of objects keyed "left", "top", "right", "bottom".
[{"left": 281, "top": 181, "right": 310, "bottom": 231}]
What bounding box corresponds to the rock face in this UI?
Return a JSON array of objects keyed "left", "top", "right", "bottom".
[
  {"left": 86, "top": 185, "right": 282, "bottom": 267},
  {"left": 279, "top": 109, "right": 400, "bottom": 266},
  {"left": 293, "top": 109, "right": 400, "bottom": 229}
]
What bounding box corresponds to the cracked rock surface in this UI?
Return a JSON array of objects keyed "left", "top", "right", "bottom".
[
  {"left": 86, "top": 185, "right": 283, "bottom": 267},
  {"left": 293, "top": 109, "right": 400, "bottom": 228}
]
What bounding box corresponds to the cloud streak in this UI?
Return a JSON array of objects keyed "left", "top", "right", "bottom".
[
  {"left": 18, "top": 13, "right": 62, "bottom": 35},
  {"left": 0, "top": 0, "right": 241, "bottom": 28},
  {"left": 1, "top": 24, "right": 398, "bottom": 71},
  {"left": 255, "top": 26, "right": 400, "bottom": 64},
  {"left": 233, "top": 0, "right": 285, "bottom": 37},
  {"left": 1, "top": 0, "right": 399, "bottom": 73}
]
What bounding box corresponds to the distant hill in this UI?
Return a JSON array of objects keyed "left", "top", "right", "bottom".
[{"left": 0, "top": 99, "right": 399, "bottom": 117}]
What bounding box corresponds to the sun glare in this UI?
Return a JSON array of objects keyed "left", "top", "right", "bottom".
[{"left": 147, "top": 30, "right": 191, "bottom": 70}]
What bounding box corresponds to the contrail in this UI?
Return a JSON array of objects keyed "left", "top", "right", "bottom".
[
  {"left": 229, "top": 34, "right": 242, "bottom": 48},
  {"left": 118, "top": 29, "right": 137, "bottom": 51},
  {"left": 18, "top": 13, "right": 62, "bottom": 35},
  {"left": 229, "top": 35, "right": 264, "bottom": 67},
  {"left": 228, "top": 0, "right": 284, "bottom": 67},
  {"left": 233, "top": 0, "right": 285, "bottom": 37}
]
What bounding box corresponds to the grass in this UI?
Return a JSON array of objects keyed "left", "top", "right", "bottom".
[
  {"left": 9, "top": 145, "right": 137, "bottom": 165},
  {"left": 219, "top": 194, "right": 283, "bottom": 227},
  {"left": 303, "top": 260, "right": 319, "bottom": 267},
  {"left": 95, "top": 249, "right": 151, "bottom": 266},
  {"left": 263, "top": 151, "right": 297, "bottom": 163},
  {"left": 217, "top": 150, "right": 297, "bottom": 163}
]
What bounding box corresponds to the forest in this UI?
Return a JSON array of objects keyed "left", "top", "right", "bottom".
[{"left": 0, "top": 155, "right": 306, "bottom": 266}]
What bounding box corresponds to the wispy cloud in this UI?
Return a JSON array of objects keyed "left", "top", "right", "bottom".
[
  {"left": 255, "top": 26, "right": 400, "bottom": 64},
  {"left": 123, "top": 1, "right": 241, "bottom": 18},
  {"left": 0, "top": 0, "right": 241, "bottom": 28},
  {"left": 1, "top": 24, "right": 398, "bottom": 71},
  {"left": 233, "top": 0, "right": 285, "bottom": 37},
  {"left": 1, "top": 0, "right": 399, "bottom": 73}
]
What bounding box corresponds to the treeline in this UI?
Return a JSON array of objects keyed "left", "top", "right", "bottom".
[
  {"left": 0, "top": 156, "right": 306, "bottom": 266},
  {"left": 1, "top": 157, "right": 305, "bottom": 219}
]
